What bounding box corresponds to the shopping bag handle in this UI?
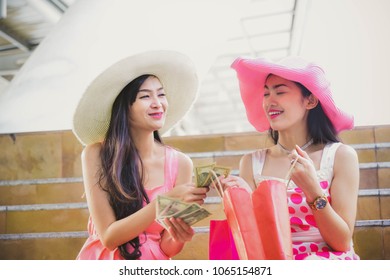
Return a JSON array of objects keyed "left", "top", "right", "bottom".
[
  {"left": 285, "top": 157, "right": 298, "bottom": 189},
  {"left": 209, "top": 170, "right": 224, "bottom": 198}
]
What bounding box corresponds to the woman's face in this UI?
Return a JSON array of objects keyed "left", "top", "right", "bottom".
[
  {"left": 263, "top": 74, "right": 312, "bottom": 131},
  {"left": 129, "top": 76, "right": 168, "bottom": 133}
]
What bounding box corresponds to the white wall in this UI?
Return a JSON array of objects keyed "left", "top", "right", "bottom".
[{"left": 298, "top": 0, "right": 390, "bottom": 127}]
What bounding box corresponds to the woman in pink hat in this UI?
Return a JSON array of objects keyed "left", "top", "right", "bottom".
[{"left": 220, "top": 56, "right": 360, "bottom": 260}]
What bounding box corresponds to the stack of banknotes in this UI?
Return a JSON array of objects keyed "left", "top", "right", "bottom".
[
  {"left": 155, "top": 163, "right": 231, "bottom": 228},
  {"left": 193, "top": 162, "right": 231, "bottom": 188},
  {"left": 156, "top": 195, "right": 212, "bottom": 229}
]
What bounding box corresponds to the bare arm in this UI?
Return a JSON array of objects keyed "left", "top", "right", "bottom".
[
  {"left": 81, "top": 143, "right": 158, "bottom": 250},
  {"left": 291, "top": 144, "right": 359, "bottom": 251}
]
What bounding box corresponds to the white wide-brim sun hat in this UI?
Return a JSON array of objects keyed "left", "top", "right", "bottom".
[{"left": 72, "top": 50, "right": 199, "bottom": 145}]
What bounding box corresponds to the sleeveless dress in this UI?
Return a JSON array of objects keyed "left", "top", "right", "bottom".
[
  {"left": 77, "top": 146, "right": 178, "bottom": 260},
  {"left": 251, "top": 142, "right": 360, "bottom": 260}
]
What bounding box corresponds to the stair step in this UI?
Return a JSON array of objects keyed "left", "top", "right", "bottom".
[
  {"left": 1, "top": 218, "right": 389, "bottom": 240},
  {"left": 2, "top": 207, "right": 89, "bottom": 234},
  {"left": 0, "top": 231, "right": 88, "bottom": 240},
  {"left": 0, "top": 182, "right": 85, "bottom": 206},
  {"left": 1, "top": 189, "right": 388, "bottom": 235},
  {"left": 0, "top": 231, "right": 210, "bottom": 260},
  {"left": 0, "top": 236, "right": 86, "bottom": 260},
  {"left": 2, "top": 188, "right": 388, "bottom": 210},
  {"left": 1, "top": 160, "right": 388, "bottom": 206},
  {"left": 0, "top": 198, "right": 225, "bottom": 234},
  {"left": 1, "top": 220, "right": 389, "bottom": 260}
]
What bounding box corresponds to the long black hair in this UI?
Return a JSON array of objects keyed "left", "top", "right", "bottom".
[
  {"left": 99, "top": 74, "right": 162, "bottom": 259},
  {"left": 269, "top": 80, "right": 340, "bottom": 145}
]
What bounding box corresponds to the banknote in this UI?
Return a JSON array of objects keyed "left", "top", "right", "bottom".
[
  {"left": 180, "top": 208, "right": 213, "bottom": 226},
  {"left": 172, "top": 203, "right": 202, "bottom": 217},
  {"left": 194, "top": 163, "right": 216, "bottom": 187},
  {"left": 156, "top": 195, "right": 211, "bottom": 229},
  {"left": 159, "top": 199, "right": 189, "bottom": 217},
  {"left": 194, "top": 162, "right": 231, "bottom": 187},
  {"left": 156, "top": 195, "right": 174, "bottom": 216},
  {"left": 206, "top": 165, "right": 231, "bottom": 183}
]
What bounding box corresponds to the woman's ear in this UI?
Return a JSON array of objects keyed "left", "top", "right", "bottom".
[{"left": 306, "top": 94, "right": 319, "bottom": 109}]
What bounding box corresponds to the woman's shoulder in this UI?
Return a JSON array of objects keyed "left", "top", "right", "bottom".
[
  {"left": 334, "top": 142, "right": 358, "bottom": 161},
  {"left": 242, "top": 148, "right": 268, "bottom": 160},
  {"left": 240, "top": 152, "right": 252, "bottom": 165},
  {"left": 166, "top": 146, "right": 193, "bottom": 183},
  {"left": 165, "top": 146, "right": 192, "bottom": 167},
  {"left": 240, "top": 147, "right": 269, "bottom": 167},
  {"left": 331, "top": 142, "right": 358, "bottom": 158},
  {"left": 176, "top": 149, "right": 193, "bottom": 167},
  {"left": 81, "top": 142, "right": 102, "bottom": 161}
]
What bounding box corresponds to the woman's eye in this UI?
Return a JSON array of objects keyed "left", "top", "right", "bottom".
[
  {"left": 139, "top": 95, "right": 149, "bottom": 99},
  {"left": 276, "top": 91, "right": 285, "bottom": 95},
  {"left": 263, "top": 93, "right": 270, "bottom": 97},
  {"left": 158, "top": 93, "right": 166, "bottom": 97}
]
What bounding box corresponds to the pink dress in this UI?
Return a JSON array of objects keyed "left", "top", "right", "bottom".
[
  {"left": 77, "top": 146, "right": 178, "bottom": 260},
  {"left": 251, "top": 142, "right": 360, "bottom": 260}
]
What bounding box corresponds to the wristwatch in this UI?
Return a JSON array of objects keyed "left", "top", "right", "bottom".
[{"left": 308, "top": 194, "right": 328, "bottom": 210}]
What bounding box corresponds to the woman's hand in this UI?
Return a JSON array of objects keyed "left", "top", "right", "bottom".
[
  {"left": 165, "top": 183, "right": 209, "bottom": 205},
  {"left": 218, "top": 175, "right": 252, "bottom": 194},
  {"left": 160, "top": 217, "right": 195, "bottom": 257},
  {"left": 289, "top": 145, "right": 323, "bottom": 201},
  {"left": 163, "top": 217, "right": 195, "bottom": 243}
]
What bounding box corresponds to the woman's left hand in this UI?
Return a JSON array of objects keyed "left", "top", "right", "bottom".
[{"left": 163, "top": 217, "right": 194, "bottom": 243}]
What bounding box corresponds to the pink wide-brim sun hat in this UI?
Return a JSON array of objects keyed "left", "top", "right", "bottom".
[{"left": 231, "top": 56, "right": 354, "bottom": 133}]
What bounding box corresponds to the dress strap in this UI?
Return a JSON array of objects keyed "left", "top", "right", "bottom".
[
  {"left": 319, "top": 142, "right": 342, "bottom": 173},
  {"left": 164, "top": 146, "right": 178, "bottom": 188},
  {"left": 252, "top": 149, "right": 266, "bottom": 179}
]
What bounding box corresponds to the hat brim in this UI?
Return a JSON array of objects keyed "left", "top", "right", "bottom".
[
  {"left": 231, "top": 57, "right": 354, "bottom": 133},
  {"left": 73, "top": 50, "right": 199, "bottom": 145}
]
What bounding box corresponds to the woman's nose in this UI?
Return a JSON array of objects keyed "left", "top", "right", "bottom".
[
  {"left": 264, "top": 95, "right": 276, "bottom": 106},
  {"left": 151, "top": 96, "right": 162, "bottom": 107}
]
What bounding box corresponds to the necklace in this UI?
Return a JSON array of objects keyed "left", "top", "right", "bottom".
[{"left": 277, "top": 138, "right": 314, "bottom": 154}]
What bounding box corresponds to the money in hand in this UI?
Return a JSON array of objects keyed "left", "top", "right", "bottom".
[
  {"left": 156, "top": 195, "right": 212, "bottom": 229},
  {"left": 194, "top": 162, "right": 231, "bottom": 187},
  {"left": 194, "top": 163, "right": 216, "bottom": 187}
]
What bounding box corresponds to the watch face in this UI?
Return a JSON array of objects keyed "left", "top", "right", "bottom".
[{"left": 315, "top": 197, "right": 327, "bottom": 209}]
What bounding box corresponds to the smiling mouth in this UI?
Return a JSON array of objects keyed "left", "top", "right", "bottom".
[
  {"left": 149, "top": 112, "right": 163, "bottom": 119},
  {"left": 268, "top": 110, "right": 283, "bottom": 119}
]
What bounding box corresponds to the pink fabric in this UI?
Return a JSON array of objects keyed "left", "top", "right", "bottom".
[
  {"left": 209, "top": 220, "right": 239, "bottom": 260},
  {"left": 77, "top": 146, "right": 178, "bottom": 260},
  {"left": 231, "top": 56, "right": 354, "bottom": 133},
  {"left": 252, "top": 143, "right": 360, "bottom": 260}
]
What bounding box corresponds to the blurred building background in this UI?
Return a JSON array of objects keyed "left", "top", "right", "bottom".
[{"left": 1, "top": 0, "right": 389, "bottom": 136}]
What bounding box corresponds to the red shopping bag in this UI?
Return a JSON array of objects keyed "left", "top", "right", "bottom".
[
  {"left": 252, "top": 179, "right": 293, "bottom": 260},
  {"left": 208, "top": 170, "right": 265, "bottom": 260},
  {"left": 223, "top": 187, "right": 266, "bottom": 260},
  {"left": 209, "top": 219, "right": 239, "bottom": 260}
]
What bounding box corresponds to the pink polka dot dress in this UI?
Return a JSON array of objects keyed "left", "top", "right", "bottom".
[{"left": 251, "top": 142, "right": 360, "bottom": 260}]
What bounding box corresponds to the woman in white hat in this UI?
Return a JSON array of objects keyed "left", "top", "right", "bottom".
[
  {"left": 220, "top": 56, "right": 360, "bottom": 260},
  {"left": 73, "top": 50, "right": 208, "bottom": 260}
]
